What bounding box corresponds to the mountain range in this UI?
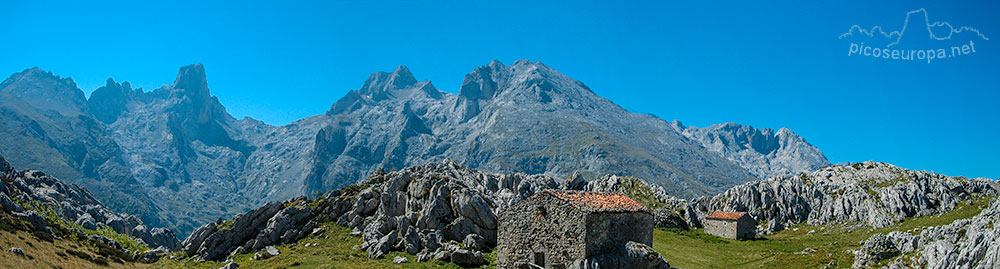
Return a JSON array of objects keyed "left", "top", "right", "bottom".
[{"left": 0, "top": 60, "right": 829, "bottom": 237}]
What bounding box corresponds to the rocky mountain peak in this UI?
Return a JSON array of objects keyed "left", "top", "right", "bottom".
[
  {"left": 0, "top": 67, "right": 89, "bottom": 116},
  {"left": 458, "top": 65, "right": 500, "bottom": 101},
  {"left": 466, "top": 59, "right": 595, "bottom": 103},
  {"left": 389, "top": 65, "right": 418, "bottom": 88},
  {"left": 486, "top": 59, "right": 504, "bottom": 69},
  {"left": 677, "top": 122, "right": 830, "bottom": 178},
  {"left": 88, "top": 77, "right": 137, "bottom": 124},
  {"left": 170, "top": 63, "right": 210, "bottom": 101},
  {"left": 162, "top": 63, "right": 235, "bottom": 125},
  {"left": 356, "top": 65, "right": 437, "bottom": 102}
]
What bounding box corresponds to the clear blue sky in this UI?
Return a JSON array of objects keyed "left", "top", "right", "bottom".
[{"left": 2, "top": 0, "right": 997, "bottom": 179}]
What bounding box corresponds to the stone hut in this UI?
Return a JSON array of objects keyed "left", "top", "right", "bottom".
[
  {"left": 703, "top": 212, "right": 756, "bottom": 240},
  {"left": 497, "top": 190, "right": 653, "bottom": 268}
]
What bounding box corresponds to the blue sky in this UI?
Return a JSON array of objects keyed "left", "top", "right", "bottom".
[{"left": 2, "top": 0, "right": 997, "bottom": 179}]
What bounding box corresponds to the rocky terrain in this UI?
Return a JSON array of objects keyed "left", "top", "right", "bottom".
[
  {"left": 181, "top": 160, "right": 559, "bottom": 266},
  {"left": 0, "top": 61, "right": 829, "bottom": 237},
  {"left": 168, "top": 158, "right": 997, "bottom": 268},
  {"left": 0, "top": 153, "right": 180, "bottom": 263},
  {"left": 554, "top": 161, "right": 998, "bottom": 239},
  {"left": 179, "top": 160, "right": 676, "bottom": 266},
  {"left": 688, "top": 161, "right": 997, "bottom": 234},
  {"left": 854, "top": 196, "right": 1000, "bottom": 268}
]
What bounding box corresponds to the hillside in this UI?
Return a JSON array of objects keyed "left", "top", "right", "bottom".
[{"left": 0, "top": 154, "right": 180, "bottom": 268}]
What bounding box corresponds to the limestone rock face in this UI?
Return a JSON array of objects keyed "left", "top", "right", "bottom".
[
  {"left": 853, "top": 233, "right": 900, "bottom": 268},
  {"left": 673, "top": 121, "right": 831, "bottom": 179},
  {"left": 855, "top": 195, "right": 1000, "bottom": 268},
  {"left": 311, "top": 160, "right": 557, "bottom": 266},
  {"left": 180, "top": 198, "right": 316, "bottom": 261},
  {"left": 575, "top": 161, "right": 997, "bottom": 237},
  {"left": 178, "top": 160, "right": 534, "bottom": 265},
  {"left": 693, "top": 162, "right": 997, "bottom": 234},
  {"left": 0, "top": 154, "right": 181, "bottom": 250}
]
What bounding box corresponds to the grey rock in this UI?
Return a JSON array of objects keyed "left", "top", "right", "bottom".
[
  {"left": 181, "top": 200, "right": 287, "bottom": 261},
  {"left": 251, "top": 252, "right": 266, "bottom": 260},
  {"left": 564, "top": 171, "right": 587, "bottom": 191},
  {"left": 75, "top": 214, "right": 98, "bottom": 230},
  {"left": 462, "top": 234, "right": 486, "bottom": 252},
  {"left": 264, "top": 245, "right": 279, "bottom": 257},
  {"left": 16, "top": 210, "right": 47, "bottom": 232},
  {"left": 403, "top": 227, "right": 422, "bottom": 255},
  {"left": 220, "top": 261, "right": 239, "bottom": 269},
  {"left": 8, "top": 247, "right": 25, "bottom": 256},
  {"left": 367, "top": 232, "right": 398, "bottom": 259},
  {"left": 431, "top": 248, "right": 451, "bottom": 261},
  {"left": 314, "top": 161, "right": 560, "bottom": 259},
  {"left": 416, "top": 249, "right": 432, "bottom": 262},
  {"left": 91, "top": 234, "right": 124, "bottom": 251},
  {"left": 856, "top": 195, "right": 1000, "bottom": 268},
  {"left": 690, "top": 162, "right": 997, "bottom": 234},
  {"left": 853, "top": 234, "right": 900, "bottom": 268},
  {"left": 250, "top": 203, "right": 313, "bottom": 249},
  {"left": 140, "top": 247, "right": 169, "bottom": 262},
  {"left": 450, "top": 249, "right": 486, "bottom": 267},
  {"left": 393, "top": 255, "right": 409, "bottom": 264},
  {"left": 0, "top": 193, "right": 22, "bottom": 213}
]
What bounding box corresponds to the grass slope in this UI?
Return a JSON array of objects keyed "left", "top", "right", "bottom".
[
  {"left": 0, "top": 229, "right": 137, "bottom": 269},
  {"left": 652, "top": 196, "right": 994, "bottom": 269},
  {"left": 155, "top": 223, "right": 496, "bottom": 269}
]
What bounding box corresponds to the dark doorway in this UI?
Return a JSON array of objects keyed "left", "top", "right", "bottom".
[{"left": 534, "top": 252, "right": 545, "bottom": 267}]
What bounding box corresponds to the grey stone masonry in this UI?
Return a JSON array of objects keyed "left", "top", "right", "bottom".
[
  {"left": 497, "top": 191, "right": 653, "bottom": 269},
  {"left": 703, "top": 212, "right": 756, "bottom": 240}
]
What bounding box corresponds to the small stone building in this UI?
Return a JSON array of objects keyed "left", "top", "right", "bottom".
[
  {"left": 703, "top": 212, "right": 756, "bottom": 240},
  {"left": 497, "top": 190, "right": 653, "bottom": 269}
]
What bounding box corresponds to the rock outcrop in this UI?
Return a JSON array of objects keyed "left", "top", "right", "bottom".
[
  {"left": 181, "top": 198, "right": 316, "bottom": 261},
  {"left": 692, "top": 161, "right": 996, "bottom": 234},
  {"left": 311, "top": 160, "right": 559, "bottom": 266},
  {"left": 573, "top": 161, "right": 997, "bottom": 237},
  {"left": 0, "top": 154, "right": 180, "bottom": 250},
  {"left": 854, "top": 195, "right": 1000, "bottom": 268}
]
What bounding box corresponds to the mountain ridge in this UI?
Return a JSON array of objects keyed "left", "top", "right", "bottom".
[{"left": 0, "top": 60, "right": 830, "bottom": 237}]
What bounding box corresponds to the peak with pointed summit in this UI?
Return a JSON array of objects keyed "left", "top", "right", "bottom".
[
  {"left": 354, "top": 65, "right": 441, "bottom": 102},
  {"left": 390, "top": 65, "right": 418, "bottom": 88},
  {"left": 171, "top": 63, "right": 210, "bottom": 99},
  {"left": 360, "top": 65, "right": 418, "bottom": 93}
]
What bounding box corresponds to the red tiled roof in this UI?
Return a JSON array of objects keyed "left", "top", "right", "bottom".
[
  {"left": 706, "top": 211, "right": 747, "bottom": 220},
  {"left": 546, "top": 191, "right": 649, "bottom": 213}
]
